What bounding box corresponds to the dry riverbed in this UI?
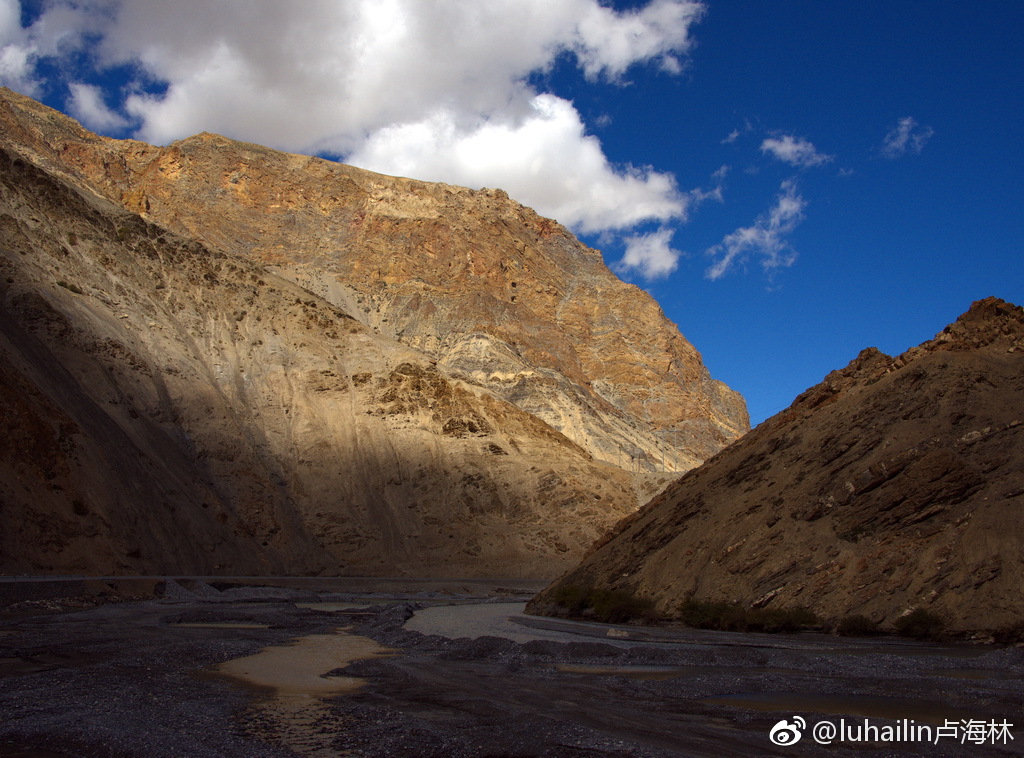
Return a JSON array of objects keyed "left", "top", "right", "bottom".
[{"left": 0, "top": 578, "right": 1022, "bottom": 757}]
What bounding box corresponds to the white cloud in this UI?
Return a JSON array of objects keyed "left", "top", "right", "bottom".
[
  {"left": 686, "top": 164, "right": 728, "bottom": 205},
  {"left": 706, "top": 180, "right": 805, "bottom": 280},
  {"left": 0, "top": 0, "right": 39, "bottom": 94},
  {"left": 68, "top": 82, "right": 130, "bottom": 131},
  {"left": 0, "top": 41, "right": 36, "bottom": 94},
  {"left": 573, "top": 0, "right": 704, "bottom": 80},
  {"left": 760, "top": 134, "right": 832, "bottom": 167},
  {"left": 80, "top": 0, "right": 704, "bottom": 153},
  {"left": 3, "top": 0, "right": 706, "bottom": 243},
  {"left": 721, "top": 120, "right": 753, "bottom": 145},
  {"left": 347, "top": 94, "right": 688, "bottom": 234},
  {"left": 0, "top": 0, "right": 103, "bottom": 95},
  {"left": 618, "top": 227, "right": 680, "bottom": 279},
  {"left": 0, "top": 0, "right": 18, "bottom": 38},
  {"left": 881, "top": 116, "right": 934, "bottom": 159}
]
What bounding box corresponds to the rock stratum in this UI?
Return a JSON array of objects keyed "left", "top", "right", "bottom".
[
  {"left": 0, "top": 88, "right": 747, "bottom": 577},
  {"left": 529, "top": 297, "right": 1024, "bottom": 633}
]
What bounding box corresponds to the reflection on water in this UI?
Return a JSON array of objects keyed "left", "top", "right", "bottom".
[
  {"left": 216, "top": 629, "right": 395, "bottom": 757},
  {"left": 217, "top": 630, "right": 392, "bottom": 695},
  {"left": 556, "top": 663, "right": 804, "bottom": 681},
  {"left": 172, "top": 622, "right": 270, "bottom": 629},
  {"left": 294, "top": 602, "right": 380, "bottom": 612},
  {"left": 557, "top": 663, "right": 694, "bottom": 680}
]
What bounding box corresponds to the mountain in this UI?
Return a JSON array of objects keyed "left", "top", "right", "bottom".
[
  {"left": 528, "top": 297, "right": 1024, "bottom": 633},
  {"left": 0, "top": 88, "right": 746, "bottom": 577}
]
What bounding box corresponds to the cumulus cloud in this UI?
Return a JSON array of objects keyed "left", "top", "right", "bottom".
[
  {"left": 0, "top": 0, "right": 39, "bottom": 94},
  {"left": 617, "top": 227, "right": 680, "bottom": 279},
  {"left": 880, "top": 116, "right": 934, "bottom": 159},
  {"left": 68, "top": 82, "right": 130, "bottom": 131},
  {"left": 347, "top": 94, "right": 688, "bottom": 234},
  {"left": 760, "top": 134, "right": 832, "bottom": 167},
  {"left": 0, "top": 40, "right": 35, "bottom": 93},
  {"left": 706, "top": 180, "right": 805, "bottom": 280},
  {"left": 573, "top": 0, "right": 704, "bottom": 79},
  {"left": 0, "top": 0, "right": 107, "bottom": 95},
  {"left": 0, "top": 0, "right": 705, "bottom": 243}
]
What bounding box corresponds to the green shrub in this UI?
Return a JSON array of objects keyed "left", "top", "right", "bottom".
[
  {"left": 56, "top": 280, "right": 84, "bottom": 294},
  {"left": 677, "top": 597, "right": 818, "bottom": 633},
  {"left": 678, "top": 598, "right": 746, "bottom": 629},
  {"left": 894, "top": 608, "right": 945, "bottom": 640},
  {"left": 993, "top": 623, "right": 1024, "bottom": 645},
  {"left": 552, "top": 584, "right": 592, "bottom": 615},
  {"left": 589, "top": 588, "right": 657, "bottom": 624},
  {"left": 836, "top": 614, "right": 880, "bottom": 637},
  {"left": 551, "top": 584, "right": 657, "bottom": 623},
  {"left": 756, "top": 606, "right": 819, "bottom": 633}
]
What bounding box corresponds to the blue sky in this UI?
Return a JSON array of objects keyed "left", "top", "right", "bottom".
[{"left": 2, "top": 1, "right": 1021, "bottom": 425}]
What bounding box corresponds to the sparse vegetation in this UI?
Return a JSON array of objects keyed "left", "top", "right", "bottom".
[
  {"left": 552, "top": 584, "right": 593, "bottom": 615},
  {"left": 56, "top": 279, "right": 84, "bottom": 294},
  {"left": 837, "top": 526, "right": 870, "bottom": 543},
  {"left": 993, "top": 623, "right": 1024, "bottom": 645},
  {"left": 552, "top": 584, "right": 658, "bottom": 623},
  {"left": 894, "top": 608, "right": 945, "bottom": 640},
  {"left": 836, "top": 614, "right": 879, "bottom": 637},
  {"left": 677, "top": 598, "right": 818, "bottom": 633}
]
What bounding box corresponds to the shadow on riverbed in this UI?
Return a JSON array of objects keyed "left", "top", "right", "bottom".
[{"left": 0, "top": 578, "right": 1021, "bottom": 757}]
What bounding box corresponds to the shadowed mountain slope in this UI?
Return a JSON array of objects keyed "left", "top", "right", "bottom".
[
  {"left": 529, "top": 297, "right": 1024, "bottom": 633},
  {"left": 0, "top": 89, "right": 746, "bottom": 576},
  {"left": 0, "top": 87, "right": 747, "bottom": 475}
]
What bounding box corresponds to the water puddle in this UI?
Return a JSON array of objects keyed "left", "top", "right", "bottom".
[
  {"left": 218, "top": 630, "right": 392, "bottom": 695},
  {"left": 828, "top": 642, "right": 996, "bottom": 659},
  {"left": 172, "top": 622, "right": 270, "bottom": 629},
  {"left": 557, "top": 663, "right": 692, "bottom": 680},
  {"left": 215, "top": 628, "right": 395, "bottom": 757},
  {"left": 294, "top": 602, "right": 378, "bottom": 613},
  {"left": 701, "top": 692, "right": 985, "bottom": 724},
  {"left": 556, "top": 663, "right": 802, "bottom": 681}
]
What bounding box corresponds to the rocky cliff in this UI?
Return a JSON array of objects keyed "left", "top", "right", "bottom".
[
  {"left": 0, "top": 89, "right": 746, "bottom": 577},
  {"left": 529, "top": 297, "right": 1024, "bottom": 633},
  {"left": 0, "top": 88, "right": 747, "bottom": 474}
]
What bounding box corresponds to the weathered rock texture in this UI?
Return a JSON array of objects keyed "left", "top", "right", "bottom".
[
  {"left": 529, "top": 297, "right": 1024, "bottom": 633},
  {"left": 0, "top": 89, "right": 746, "bottom": 577},
  {"left": 0, "top": 89, "right": 746, "bottom": 474}
]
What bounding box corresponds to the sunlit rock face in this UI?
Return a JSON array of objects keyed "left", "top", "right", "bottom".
[
  {"left": 530, "top": 297, "right": 1024, "bottom": 633},
  {"left": 0, "top": 88, "right": 747, "bottom": 577}
]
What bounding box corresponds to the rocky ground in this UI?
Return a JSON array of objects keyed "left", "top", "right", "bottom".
[{"left": 1, "top": 580, "right": 1022, "bottom": 757}]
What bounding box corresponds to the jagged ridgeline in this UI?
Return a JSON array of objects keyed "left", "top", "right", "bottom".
[
  {"left": 529, "top": 297, "right": 1024, "bottom": 634},
  {"left": 0, "top": 88, "right": 747, "bottom": 577}
]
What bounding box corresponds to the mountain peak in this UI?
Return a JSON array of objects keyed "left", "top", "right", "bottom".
[
  {"left": 925, "top": 296, "right": 1024, "bottom": 351},
  {"left": 0, "top": 90, "right": 747, "bottom": 577}
]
